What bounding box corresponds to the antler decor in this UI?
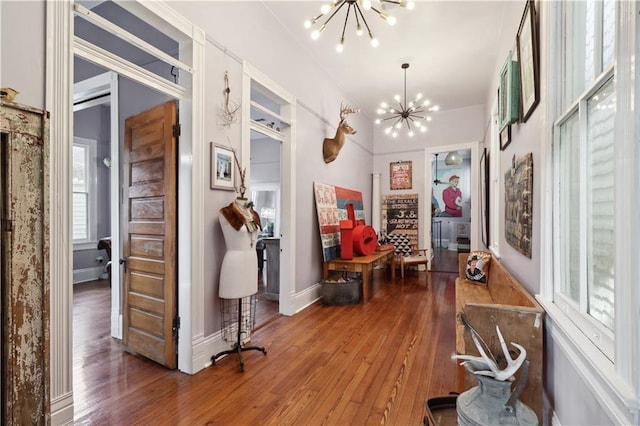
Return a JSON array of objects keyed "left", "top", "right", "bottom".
[
  {"left": 322, "top": 102, "right": 360, "bottom": 163},
  {"left": 224, "top": 137, "right": 247, "bottom": 198},
  {"left": 451, "top": 313, "right": 527, "bottom": 381},
  {"left": 218, "top": 71, "right": 241, "bottom": 127}
]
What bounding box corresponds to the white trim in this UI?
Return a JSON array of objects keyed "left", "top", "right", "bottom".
[
  {"left": 72, "top": 71, "right": 122, "bottom": 339},
  {"left": 424, "top": 141, "right": 481, "bottom": 266},
  {"left": 180, "top": 25, "right": 207, "bottom": 374},
  {"left": 242, "top": 61, "right": 297, "bottom": 317},
  {"left": 489, "top": 103, "right": 500, "bottom": 256},
  {"left": 540, "top": 299, "right": 637, "bottom": 424},
  {"left": 73, "top": 3, "right": 193, "bottom": 74},
  {"left": 47, "top": 1, "right": 74, "bottom": 423},
  {"left": 50, "top": 392, "right": 74, "bottom": 426},
  {"left": 72, "top": 267, "right": 104, "bottom": 284},
  {"left": 73, "top": 37, "right": 186, "bottom": 100},
  {"left": 613, "top": 0, "right": 640, "bottom": 395}
]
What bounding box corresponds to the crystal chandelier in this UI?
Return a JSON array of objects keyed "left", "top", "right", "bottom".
[
  {"left": 304, "top": 0, "right": 415, "bottom": 52},
  {"left": 375, "top": 63, "right": 439, "bottom": 138}
]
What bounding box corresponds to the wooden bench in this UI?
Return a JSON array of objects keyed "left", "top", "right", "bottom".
[{"left": 455, "top": 252, "right": 544, "bottom": 422}]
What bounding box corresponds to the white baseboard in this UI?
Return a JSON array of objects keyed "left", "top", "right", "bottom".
[
  {"left": 291, "top": 282, "right": 322, "bottom": 313},
  {"left": 73, "top": 266, "right": 103, "bottom": 284},
  {"left": 50, "top": 391, "right": 74, "bottom": 426}
]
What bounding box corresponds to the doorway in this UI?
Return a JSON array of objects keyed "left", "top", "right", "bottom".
[
  {"left": 250, "top": 137, "right": 282, "bottom": 326},
  {"left": 425, "top": 143, "right": 480, "bottom": 272}
]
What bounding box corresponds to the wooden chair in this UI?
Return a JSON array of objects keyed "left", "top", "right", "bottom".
[
  {"left": 386, "top": 233, "right": 430, "bottom": 278},
  {"left": 399, "top": 248, "right": 430, "bottom": 278}
]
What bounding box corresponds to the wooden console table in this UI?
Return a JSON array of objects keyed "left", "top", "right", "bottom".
[{"left": 322, "top": 249, "right": 395, "bottom": 303}]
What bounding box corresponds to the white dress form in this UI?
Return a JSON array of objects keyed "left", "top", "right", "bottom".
[{"left": 219, "top": 198, "right": 260, "bottom": 299}]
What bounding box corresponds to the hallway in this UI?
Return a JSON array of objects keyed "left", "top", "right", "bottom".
[{"left": 72, "top": 268, "right": 458, "bottom": 425}]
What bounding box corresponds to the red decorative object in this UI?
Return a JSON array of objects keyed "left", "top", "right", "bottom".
[
  {"left": 340, "top": 219, "right": 354, "bottom": 260},
  {"left": 353, "top": 225, "right": 377, "bottom": 256},
  {"left": 340, "top": 203, "right": 378, "bottom": 258}
]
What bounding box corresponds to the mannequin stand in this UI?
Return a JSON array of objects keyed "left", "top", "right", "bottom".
[{"left": 212, "top": 296, "right": 266, "bottom": 372}]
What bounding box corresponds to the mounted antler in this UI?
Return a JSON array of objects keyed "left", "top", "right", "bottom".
[
  {"left": 452, "top": 323, "right": 527, "bottom": 381},
  {"left": 322, "top": 102, "right": 359, "bottom": 164}
]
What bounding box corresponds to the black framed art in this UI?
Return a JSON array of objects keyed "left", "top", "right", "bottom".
[
  {"left": 517, "top": 0, "right": 540, "bottom": 122},
  {"left": 500, "top": 125, "right": 511, "bottom": 151}
]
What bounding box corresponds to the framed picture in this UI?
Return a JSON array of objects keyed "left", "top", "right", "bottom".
[
  {"left": 517, "top": 0, "right": 540, "bottom": 122},
  {"left": 480, "top": 148, "right": 490, "bottom": 248},
  {"left": 210, "top": 143, "right": 235, "bottom": 190},
  {"left": 498, "top": 50, "right": 519, "bottom": 130},
  {"left": 390, "top": 161, "right": 412, "bottom": 190},
  {"left": 500, "top": 125, "right": 512, "bottom": 151}
]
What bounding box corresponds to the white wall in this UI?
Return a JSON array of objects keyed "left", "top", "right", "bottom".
[
  {"left": 0, "top": 1, "right": 45, "bottom": 109},
  {"left": 169, "top": 1, "right": 375, "bottom": 334}
]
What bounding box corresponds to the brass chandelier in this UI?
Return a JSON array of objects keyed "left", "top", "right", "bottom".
[
  {"left": 304, "top": 0, "right": 415, "bottom": 52},
  {"left": 375, "top": 63, "right": 439, "bottom": 138}
]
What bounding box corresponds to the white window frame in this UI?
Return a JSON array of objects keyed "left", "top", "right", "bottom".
[
  {"left": 539, "top": 1, "right": 640, "bottom": 423},
  {"left": 489, "top": 103, "right": 501, "bottom": 258},
  {"left": 72, "top": 137, "right": 98, "bottom": 251}
]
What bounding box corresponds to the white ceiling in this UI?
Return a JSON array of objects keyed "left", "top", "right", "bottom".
[{"left": 261, "top": 1, "right": 526, "bottom": 117}]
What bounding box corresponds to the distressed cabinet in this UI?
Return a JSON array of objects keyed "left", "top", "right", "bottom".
[{"left": 0, "top": 101, "right": 50, "bottom": 425}]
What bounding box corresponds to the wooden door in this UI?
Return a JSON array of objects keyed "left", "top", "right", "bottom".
[{"left": 122, "top": 101, "right": 178, "bottom": 368}]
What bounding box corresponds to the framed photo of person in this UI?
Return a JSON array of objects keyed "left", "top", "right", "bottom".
[{"left": 210, "top": 143, "right": 235, "bottom": 190}]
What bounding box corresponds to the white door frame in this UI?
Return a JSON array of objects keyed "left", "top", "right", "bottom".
[
  {"left": 47, "top": 1, "right": 205, "bottom": 422},
  {"left": 73, "top": 71, "right": 122, "bottom": 338},
  {"left": 242, "top": 61, "right": 297, "bottom": 315},
  {"left": 424, "top": 141, "right": 481, "bottom": 267}
]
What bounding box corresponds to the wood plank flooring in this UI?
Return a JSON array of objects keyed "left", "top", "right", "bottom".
[{"left": 72, "top": 256, "right": 459, "bottom": 425}]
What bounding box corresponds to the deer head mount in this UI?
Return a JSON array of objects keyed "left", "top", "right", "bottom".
[{"left": 322, "top": 102, "right": 359, "bottom": 164}]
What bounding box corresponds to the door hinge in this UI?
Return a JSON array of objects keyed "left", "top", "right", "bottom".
[
  {"left": 173, "top": 124, "right": 181, "bottom": 137},
  {"left": 172, "top": 316, "right": 181, "bottom": 334}
]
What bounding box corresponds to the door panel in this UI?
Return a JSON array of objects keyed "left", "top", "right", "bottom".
[{"left": 122, "top": 101, "right": 177, "bottom": 368}]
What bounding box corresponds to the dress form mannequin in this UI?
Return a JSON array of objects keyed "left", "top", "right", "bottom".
[
  {"left": 214, "top": 198, "right": 267, "bottom": 371},
  {"left": 219, "top": 198, "right": 261, "bottom": 299}
]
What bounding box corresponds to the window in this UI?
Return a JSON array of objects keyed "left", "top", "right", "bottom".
[
  {"left": 544, "top": 2, "right": 640, "bottom": 421},
  {"left": 554, "top": 0, "right": 616, "bottom": 358},
  {"left": 72, "top": 137, "right": 97, "bottom": 249}
]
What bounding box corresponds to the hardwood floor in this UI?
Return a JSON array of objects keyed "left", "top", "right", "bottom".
[{"left": 72, "top": 263, "right": 459, "bottom": 425}]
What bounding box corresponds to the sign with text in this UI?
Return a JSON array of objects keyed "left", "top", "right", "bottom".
[{"left": 382, "top": 194, "right": 419, "bottom": 250}]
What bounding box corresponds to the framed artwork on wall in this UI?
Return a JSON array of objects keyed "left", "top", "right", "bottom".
[
  {"left": 517, "top": 0, "right": 540, "bottom": 122},
  {"left": 210, "top": 143, "right": 235, "bottom": 190},
  {"left": 480, "top": 148, "right": 490, "bottom": 247},
  {"left": 500, "top": 125, "right": 512, "bottom": 151},
  {"left": 498, "top": 50, "right": 520, "bottom": 131},
  {"left": 390, "top": 161, "right": 412, "bottom": 190}
]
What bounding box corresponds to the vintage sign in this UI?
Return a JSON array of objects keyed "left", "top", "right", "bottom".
[
  {"left": 382, "top": 193, "right": 419, "bottom": 250},
  {"left": 390, "top": 161, "right": 412, "bottom": 190}
]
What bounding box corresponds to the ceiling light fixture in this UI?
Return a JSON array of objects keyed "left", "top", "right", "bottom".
[
  {"left": 375, "top": 63, "right": 439, "bottom": 138},
  {"left": 444, "top": 151, "right": 463, "bottom": 166},
  {"left": 304, "top": 0, "right": 415, "bottom": 52}
]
